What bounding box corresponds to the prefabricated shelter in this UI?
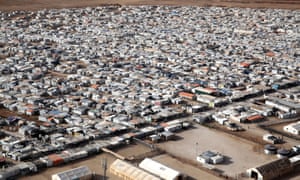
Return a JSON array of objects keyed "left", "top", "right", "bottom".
[
  {"left": 110, "top": 159, "right": 160, "bottom": 180},
  {"left": 52, "top": 166, "right": 92, "bottom": 180},
  {"left": 160, "top": 131, "right": 176, "bottom": 141},
  {"left": 139, "top": 158, "right": 182, "bottom": 180},
  {"left": 149, "top": 134, "right": 161, "bottom": 142},
  {"left": 265, "top": 98, "right": 300, "bottom": 114},
  {"left": 247, "top": 158, "right": 293, "bottom": 180},
  {"left": 186, "top": 104, "right": 208, "bottom": 113},
  {"left": 283, "top": 121, "right": 300, "bottom": 135},
  {"left": 245, "top": 114, "right": 264, "bottom": 123},
  {"left": 196, "top": 151, "right": 224, "bottom": 164},
  {"left": 192, "top": 87, "right": 217, "bottom": 95},
  {"left": 212, "top": 114, "right": 228, "bottom": 125},
  {"left": 0, "top": 165, "right": 21, "bottom": 180},
  {"left": 178, "top": 92, "right": 196, "bottom": 100}
]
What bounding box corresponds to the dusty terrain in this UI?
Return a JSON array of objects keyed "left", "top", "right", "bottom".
[
  {"left": 158, "top": 124, "right": 277, "bottom": 177},
  {"left": 19, "top": 152, "right": 122, "bottom": 180},
  {"left": 18, "top": 142, "right": 222, "bottom": 180},
  {"left": 19, "top": 143, "right": 152, "bottom": 180},
  {"left": 0, "top": 0, "right": 299, "bottom": 11}
]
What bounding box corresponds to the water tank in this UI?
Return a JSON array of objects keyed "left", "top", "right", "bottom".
[
  {"left": 264, "top": 144, "right": 278, "bottom": 155},
  {"left": 277, "top": 148, "right": 292, "bottom": 158}
]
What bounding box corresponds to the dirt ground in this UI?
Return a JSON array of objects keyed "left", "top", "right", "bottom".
[
  {"left": 158, "top": 124, "right": 277, "bottom": 177},
  {"left": 19, "top": 153, "right": 121, "bottom": 180},
  {"left": 17, "top": 140, "right": 224, "bottom": 180},
  {"left": 0, "top": 0, "right": 299, "bottom": 11},
  {"left": 0, "top": 108, "right": 38, "bottom": 122},
  {"left": 266, "top": 122, "right": 300, "bottom": 144},
  {"left": 19, "top": 143, "right": 153, "bottom": 180},
  {"left": 114, "top": 142, "right": 152, "bottom": 158},
  {"left": 208, "top": 120, "right": 300, "bottom": 149}
]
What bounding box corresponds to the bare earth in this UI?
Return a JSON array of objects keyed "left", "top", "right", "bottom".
[
  {"left": 19, "top": 153, "right": 122, "bottom": 180},
  {"left": 0, "top": 0, "right": 299, "bottom": 11},
  {"left": 18, "top": 142, "right": 223, "bottom": 180},
  {"left": 1, "top": 1, "right": 299, "bottom": 180},
  {"left": 19, "top": 143, "right": 152, "bottom": 180},
  {"left": 158, "top": 124, "right": 277, "bottom": 177}
]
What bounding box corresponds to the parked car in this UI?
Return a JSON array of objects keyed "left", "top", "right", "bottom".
[
  {"left": 226, "top": 122, "right": 244, "bottom": 131},
  {"left": 263, "top": 134, "right": 283, "bottom": 144}
]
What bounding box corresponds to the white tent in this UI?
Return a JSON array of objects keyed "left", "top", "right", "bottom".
[
  {"left": 110, "top": 159, "right": 159, "bottom": 180},
  {"left": 139, "top": 158, "right": 181, "bottom": 180},
  {"left": 52, "top": 166, "right": 92, "bottom": 180}
]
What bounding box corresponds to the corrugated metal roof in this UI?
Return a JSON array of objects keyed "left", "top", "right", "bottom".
[{"left": 254, "top": 158, "right": 292, "bottom": 179}]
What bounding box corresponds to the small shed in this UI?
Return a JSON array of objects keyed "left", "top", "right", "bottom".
[
  {"left": 197, "top": 151, "right": 224, "bottom": 164},
  {"left": 149, "top": 134, "right": 161, "bottom": 142},
  {"left": 160, "top": 131, "right": 176, "bottom": 141}
]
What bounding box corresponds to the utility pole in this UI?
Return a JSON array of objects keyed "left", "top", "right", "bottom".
[
  {"left": 195, "top": 142, "right": 199, "bottom": 157},
  {"left": 101, "top": 158, "right": 107, "bottom": 180}
]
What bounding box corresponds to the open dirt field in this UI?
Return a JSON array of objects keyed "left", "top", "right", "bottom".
[
  {"left": 158, "top": 124, "right": 277, "bottom": 177},
  {"left": 0, "top": 0, "right": 299, "bottom": 11}
]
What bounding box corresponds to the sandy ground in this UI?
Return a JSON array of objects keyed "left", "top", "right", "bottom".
[
  {"left": 153, "top": 154, "right": 223, "bottom": 180},
  {"left": 158, "top": 124, "right": 277, "bottom": 177},
  {"left": 0, "top": 0, "right": 299, "bottom": 11}
]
